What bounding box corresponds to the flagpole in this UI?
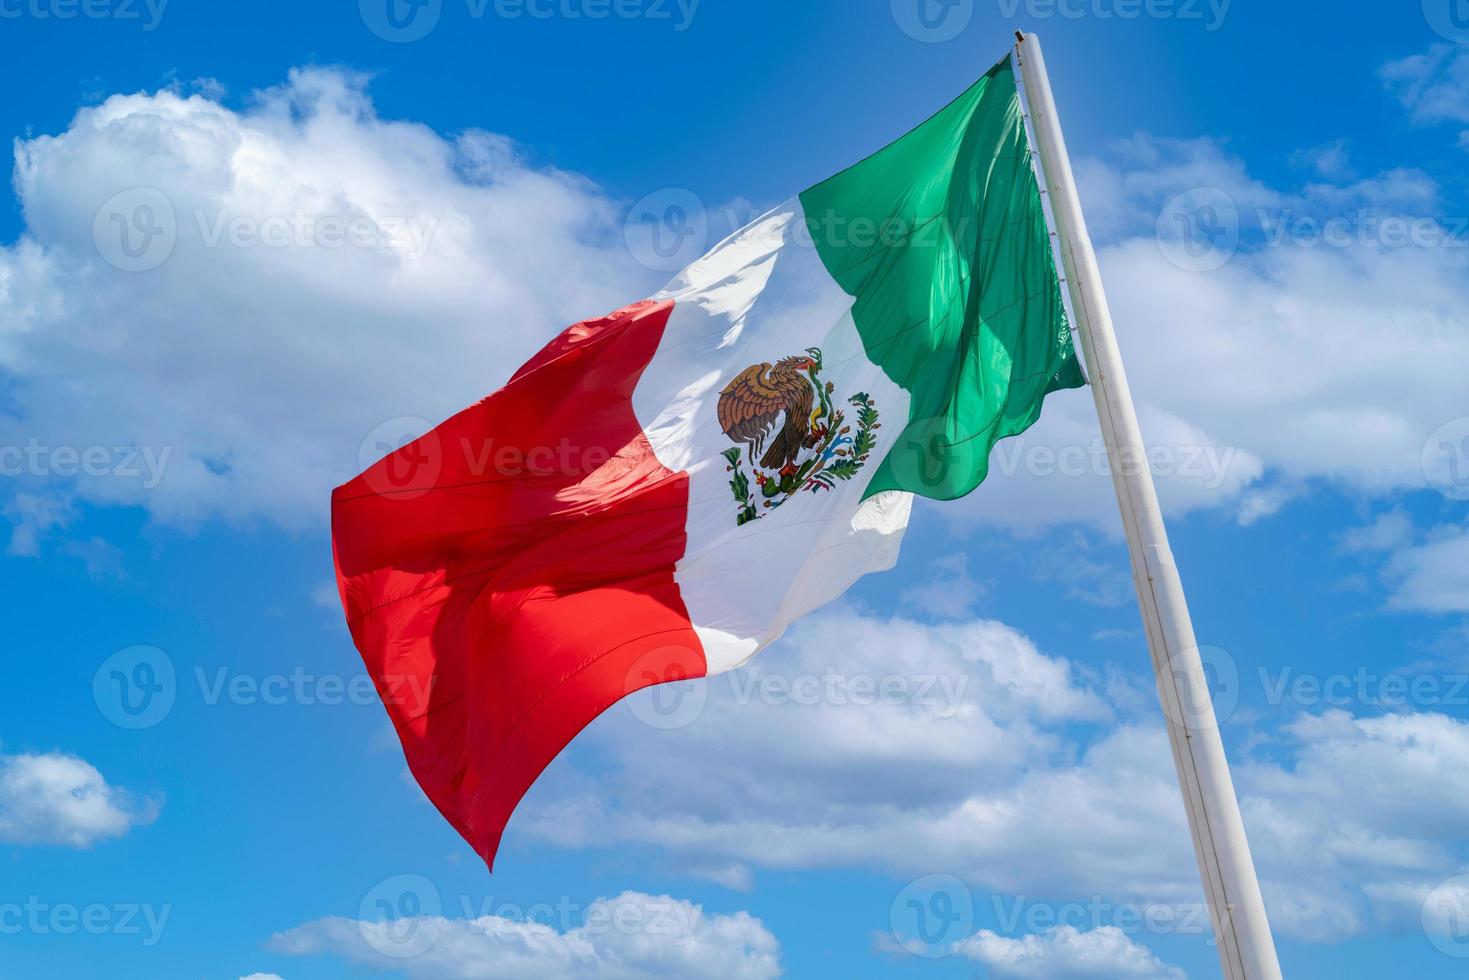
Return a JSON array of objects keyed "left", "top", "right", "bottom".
[{"left": 1012, "top": 33, "right": 1282, "bottom": 980}]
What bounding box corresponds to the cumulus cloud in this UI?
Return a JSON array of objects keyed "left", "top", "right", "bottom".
[
  {"left": 1241, "top": 710, "right": 1469, "bottom": 941},
  {"left": 955, "top": 925, "right": 1186, "bottom": 980},
  {"left": 1336, "top": 509, "right": 1414, "bottom": 555},
  {"left": 1382, "top": 526, "right": 1469, "bottom": 614},
  {"left": 956, "top": 388, "right": 1265, "bottom": 535},
  {"left": 523, "top": 611, "right": 1193, "bottom": 900},
  {"left": 1098, "top": 237, "right": 1465, "bottom": 499},
  {"left": 516, "top": 610, "right": 1469, "bottom": 945},
  {"left": 955, "top": 122, "right": 1467, "bottom": 532},
  {"left": 1336, "top": 511, "right": 1469, "bottom": 614},
  {"left": 897, "top": 552, "right": 990, "bottom": 619},
  {"left": 270, "top": 891, "right": 780, "bottom": 980},
  {"left": 2, "top": 65, "right": 1465, "bottom": 545},
  {"left": 0, "top": 750, "right": 159, "bottom": 847},
  {"left": 1072, "top": 134, "right": 1284, "bottom": 244},
  {"left": 1290, "top": 139, "right": 1354, "bottom": 182},
  {"left": 0, "top": 68, "right": 655, "bottom": 536},
  {"left": 3, "top": 491, "right": 74, "bottom": 556},
  {"left": 1381, "top": 44, "right": 1469, "bottom": 127}
]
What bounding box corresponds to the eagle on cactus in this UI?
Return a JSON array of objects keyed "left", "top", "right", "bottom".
[
  {"left": 716, "top": 349, "right": 827, "bottom": 478},
  {"left": 716, "top": 347, "right": 882, "bottom": 526}
]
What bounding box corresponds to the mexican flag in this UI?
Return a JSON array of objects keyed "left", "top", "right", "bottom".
[{"left": 332, "top": 54, "right": 1085, "bottom": 867}]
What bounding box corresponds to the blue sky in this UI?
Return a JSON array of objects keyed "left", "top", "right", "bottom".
[{"left": 3, "top": 2, "right": 1469, "bottom": 978}]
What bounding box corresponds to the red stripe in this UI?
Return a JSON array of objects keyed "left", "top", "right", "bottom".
[{"left": 331, "top": 299, "right": 706, "bottom": 868}]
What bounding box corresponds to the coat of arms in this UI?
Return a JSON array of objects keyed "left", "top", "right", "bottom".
[{"left": 716, "top": 347, "right": 881, "bottom": 526}]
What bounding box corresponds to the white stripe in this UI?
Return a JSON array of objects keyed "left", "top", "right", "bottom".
[{"left": 634, "top": 200, "right": 913, "bottom": 674}]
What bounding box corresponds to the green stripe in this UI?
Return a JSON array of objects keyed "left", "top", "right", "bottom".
[{"left": 798, "top": 56, "right": 1085, "bottom": 501}]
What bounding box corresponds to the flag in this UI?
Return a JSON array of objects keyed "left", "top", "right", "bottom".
[{"left": 331, "top": 54, "right": 1085, "bottom": 868}]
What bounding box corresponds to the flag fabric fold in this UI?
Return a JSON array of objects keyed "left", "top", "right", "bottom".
[{"left": 332, "top": 54, "right": 1084, "bottom": 867}]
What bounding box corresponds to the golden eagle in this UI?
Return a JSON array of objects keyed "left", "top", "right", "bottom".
[{"left": 717, "top": 354, "right": 821, "bottom": 476}]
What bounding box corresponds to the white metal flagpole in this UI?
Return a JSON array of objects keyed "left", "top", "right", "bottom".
[{"left": 1012, "top": 33, "right": 1284, "bottom": 980}]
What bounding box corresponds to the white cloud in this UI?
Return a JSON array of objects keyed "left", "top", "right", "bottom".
[
  {"left": 1336, "top": 511, "right": 1469, "bottom": 614},
  {"left": 3, "top": 69, "right": 1465, "bottom": 545},
  {"left": 270, "top": 891, "right": 780, "bottom": 980},
  {"left": 1336, "top": 509, "right": 1414, "bottom": 555},
  {"left": 517, "top": 610, "right": 1469, "bottom": 945},
  {"left": 1290, "top": 140, "right": 1354, "bottom": 182},
  {"left": 1026, "top": 531, "right": 1133, "bottom": 607},
  {"left": 1234, "top": 483, "right": 1297, "bottom": 527},
  {"left": 958, "top": 389, "right": 1265, "bottom": 534},
  {"left": 3, "top": 491, "right": 74, "bottom": 556},
  {"left": 1071, "top": 134, "right": 1282, "bottom": 244},
  {"left": 955, "top": 925, "right": 1186, "bottom": 980},
  {"left": 1099, "top": 238, "right": 1465, "bottom": 499},
  {"left": 1240, "top": 711, "right": 1469, "bottom": 941},
  {"left": 897, "top": 552, "right": 989, "bottom": 619},
  {"left": 0, "top": 69, "right": 655, "bottom": 535},
  {"left": 1382, "top": 525, "right": 1469, "bottom": 614},
  {"left": 524, "top": 612, "right": 1194, "bottom": 901},
  {"left": 59, "top": 535, "right": 127, "bottom": 580},
  {"left": 955, "top": 126, "right": 1468, "bottom": 533},
  {"left": 310, "top": 579, "right": 340, "bottom": 609},
  {"left": 238, "top": 974, "right": 285, "bottom": 980},
  {"left": 1381, "top": 44, "right": 1469, "bottom": 127},
  {"left": 682, "top": 863, "right": 756, "bottom": 892},
  {"left": 0, "top": 750, "right": 159, "bottom": 847}
]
